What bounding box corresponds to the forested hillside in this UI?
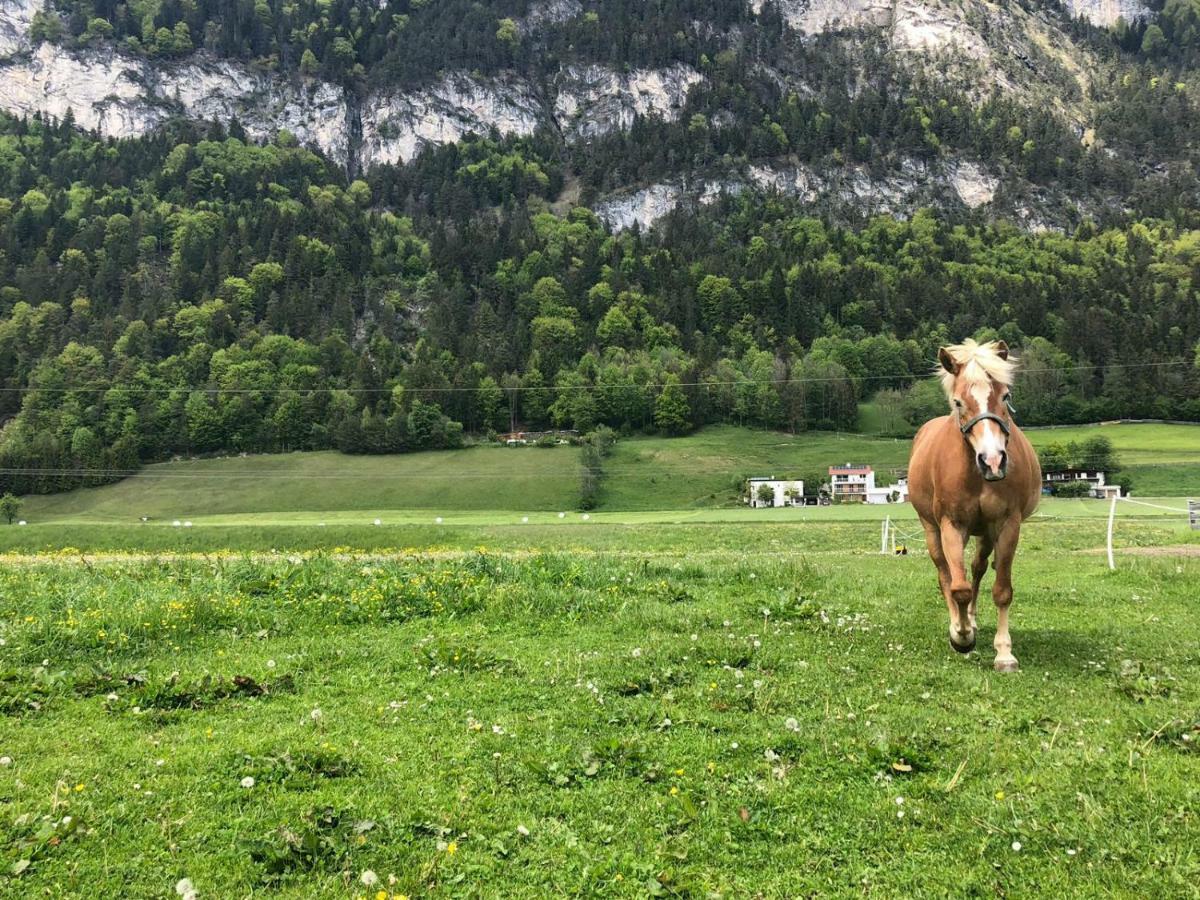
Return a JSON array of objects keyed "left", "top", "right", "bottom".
[{"left": 0, "top": 0, "right": 1198, "bottom": 494}]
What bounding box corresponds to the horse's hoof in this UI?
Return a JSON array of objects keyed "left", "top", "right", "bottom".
[
  {"left": 950, "top": 636, "right": 976, "bottom": 654},
  {"left": 994, "top": 657, "right": 1019, "bottom": 673}
]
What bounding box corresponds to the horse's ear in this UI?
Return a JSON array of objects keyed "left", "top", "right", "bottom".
[
  {"left": 994, "top": 340, "right": 1009, "bottom": 360},
  {"left": 938, "top": 347, "right": 958, "bottom": 375}
]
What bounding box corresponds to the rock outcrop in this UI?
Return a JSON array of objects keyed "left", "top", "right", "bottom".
[
  {"left": 361, "top": 74, "right": 542, "bottom": 166},
  {"left": 554, "top": 64, "right": 704, "bottom": 139}
]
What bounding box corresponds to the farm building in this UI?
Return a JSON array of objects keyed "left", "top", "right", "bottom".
[
  {"left": 1042, "top": 469, "right": 1122, "bottom": 499},
  {"left": 500, "top": 430, "right": 579, "bottom": 445},
  {"left": 828, "top": 463, "right": 874, "bottom": 502},
  {"left": 828, "top": 463, "right": 908, "bottom": 504},
  {"left": 866, "top": 478, "right": 909, "bottom": 504},
  {"left": 746, "top": 477, "right": 805, "bottom": 508}
]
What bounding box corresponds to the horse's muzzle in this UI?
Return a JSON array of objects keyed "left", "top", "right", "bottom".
[{"left": 977, "top": 451, "right": 1007, "bottom": 481}]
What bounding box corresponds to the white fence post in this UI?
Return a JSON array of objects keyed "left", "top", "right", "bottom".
[
  {"left": 881, "top": 516, "right": 889, "bottom": 554},
  {"left": 1106, "top": 495, "right": 1118, "bottom": 571}
]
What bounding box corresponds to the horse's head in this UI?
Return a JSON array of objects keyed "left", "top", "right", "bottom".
[{"left": 938, "top": 339, "right": 1017, "bottom": 482}]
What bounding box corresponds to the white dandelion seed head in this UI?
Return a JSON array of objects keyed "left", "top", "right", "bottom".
[
  {"left": 435, "top": 517, "right": 443, "bottom": 524},
  {"left": 266, "top": 659, "right": 276, "bottom": 668},
  {"left": 1012, "top": 841, "right": 1022, "bottom": 852},
  {"left": 517, "top": 824, "right": 530, "bottom": 837},
  {"left": 175, "top": 877, "right": 197, "bottom": 900},
  {"left": 631, "top": 647, "right": 642, "bottom": 658},
  {"left": 0, "top": 756, "right": 11, "bottom": 766},
  {"left": 240, "top": 776, "right": 255, "bottom": 789},
  {"left": 360, "top": 870, "right": 379, "bottom": 887},
  {"left": 897, "top": 810, "right": 905, "bottom": 819},
  {"left": 310, "top": 708, "right": 323, "bottom": 721},
  {"left": 784, "top": 717, "right": 800, "bottom": 732}
]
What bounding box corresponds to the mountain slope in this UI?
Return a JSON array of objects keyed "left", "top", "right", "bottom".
[{"left": 0, "top": 0, "right": 1193, "bottom": 228}]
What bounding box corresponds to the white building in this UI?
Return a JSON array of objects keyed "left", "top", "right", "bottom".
[
  {"left": 747, "top": 476, "right": 805, "bottom": 508},
  {"left": 828, "top": 463, "right": 908, "bottom": 504},
  {"left": 828, "top": 463, "right": 874, "bottom": 502},
  {"left": 866, "top": 478, "right": 909, "bottom": 505},
  {"left": 1042, "top": 469, "right": 1121, "bottom": 499}
]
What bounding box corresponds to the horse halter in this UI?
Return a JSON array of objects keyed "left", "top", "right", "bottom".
[{"left": 959, "top": 395, "right": 1016, "bottom": 438}]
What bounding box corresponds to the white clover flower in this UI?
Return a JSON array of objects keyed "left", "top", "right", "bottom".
[{"left": 517, "top": 824, "right": 530, "bottom": 837}]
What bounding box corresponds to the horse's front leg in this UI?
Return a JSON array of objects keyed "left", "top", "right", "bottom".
[
  {"left": 991, "top": 519, "right": 1021, "bottom": 673},
  {"left": 937, "top": 520, "right": 975, "bottom": 653},
  {"left": 969, "top": 534, "right": 994, "bottom": 637}
]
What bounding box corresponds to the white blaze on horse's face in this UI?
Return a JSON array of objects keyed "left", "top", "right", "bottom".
[{"left": 968, "top": 379, "right": 1008, "bottom": 480}]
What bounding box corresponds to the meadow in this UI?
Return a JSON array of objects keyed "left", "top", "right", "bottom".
[
  {"left": 1, "top": 514, "right": 1198, "bottom": 898},
  {"left": 14, "top": 422, "right": 1200, "bottom": 529}
]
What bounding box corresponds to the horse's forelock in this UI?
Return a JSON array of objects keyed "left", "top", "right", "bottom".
[{"left": 938, "top": 339, "right": 1017, "bottom": 401}]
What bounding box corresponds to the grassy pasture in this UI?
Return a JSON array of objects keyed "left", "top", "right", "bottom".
[
  {"left": 15, "top": 422, "right": 1199, "bottom": 529},
  {"left": 1, "top": 518, "right": 1198, "bottom": 897}
]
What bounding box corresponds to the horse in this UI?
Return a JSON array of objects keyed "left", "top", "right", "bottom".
[{"left": 907, "top": 339, "right": 1041, "bottom": 672}]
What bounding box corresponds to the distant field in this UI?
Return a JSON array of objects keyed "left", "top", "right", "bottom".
[{"left": 14, "top": 421, "right": 1200, "bottom": 528}]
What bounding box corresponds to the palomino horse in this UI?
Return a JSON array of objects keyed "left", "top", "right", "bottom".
[{"left": 908, "top": 340, "right": 1041, "bottom": 672}]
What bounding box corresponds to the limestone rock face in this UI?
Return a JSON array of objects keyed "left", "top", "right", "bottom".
[
  {"left": 360, "top": 74, "right": 542, "bottom": 167},
  {"left": 1060, "top": 0, "right": 1150, "bottom": 27},
  {"left": 0, "top": 0, "right": 38, "bottom": 56},
  {"left": 554, "top": 64, "right": 705, "bottom": 139}
]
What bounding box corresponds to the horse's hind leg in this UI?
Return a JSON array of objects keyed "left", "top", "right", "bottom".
[
  {"left": 922, "top": 520, "right": 975, "bottom": 653},
  {"left": 991, "top": 519, "right": 1021, "bottom": 673}
]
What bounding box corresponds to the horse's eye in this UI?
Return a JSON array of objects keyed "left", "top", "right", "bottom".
[{"left": 1003, "top": 393, "right": 1011, "bottom": 403}]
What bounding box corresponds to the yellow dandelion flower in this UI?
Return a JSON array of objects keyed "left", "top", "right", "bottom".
[
  {"left": 995, "top": 790, "right": 1005, "bottom": 801},
  {"left": 447, "top": 841, "right": 458, "bottom": 855},
  {"left": 75, "top": 783, "right": 85, "bottom": 792},
  {"left": 669, "top": 786, "right": 679, "bottom": 796}
]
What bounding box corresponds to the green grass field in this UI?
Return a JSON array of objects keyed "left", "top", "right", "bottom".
[
  {"left": 1, "top": 517, "right": 1197, "bottom": 897},
  {"left": 17, "top": 422, "right": 1199, "bottom": 528}
]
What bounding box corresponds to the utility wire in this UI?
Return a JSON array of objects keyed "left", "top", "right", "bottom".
[{"left": 2, "top": 359, "right": 1191, "bottom": 395}]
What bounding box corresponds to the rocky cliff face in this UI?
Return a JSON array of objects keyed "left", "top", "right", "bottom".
[
  {"left": 0, "top": 0, "right": 706, "bottom": 172},
  {"left": 361, "top": 74, "right": 543, "bottom": 166},
  {"left": 0, "top": 0, "right": 1165, "bottom": 229},
  {"left": 595, "top": 157, "right": 1001, "bottom": 231},
  {"left": 554, "top": 64, "right": 704, "bottom": 139},
  {"left": 1061, "top": 0, "right": 1150, "bottom": 27},
  {"left": 0, "top": 23, "right": 354, "bottom": 164}
]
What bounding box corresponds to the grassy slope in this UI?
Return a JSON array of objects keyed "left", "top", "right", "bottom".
[
  {"left": 15, "top": 422, "right": 1200, "bottom": 526},
  {"left": 0, "top": 521, "right": 1197, "bottom": 897}
]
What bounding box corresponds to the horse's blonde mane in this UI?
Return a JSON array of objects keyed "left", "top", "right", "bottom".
[{"left": 938, "top": 339, "right": 1017, "bottom": 400}]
